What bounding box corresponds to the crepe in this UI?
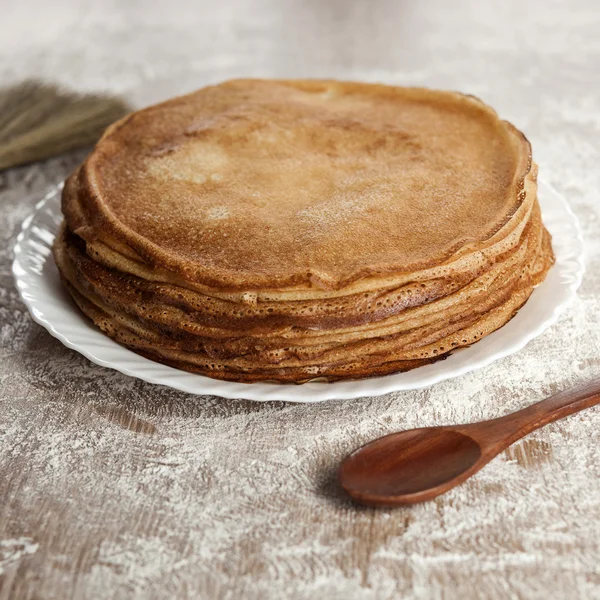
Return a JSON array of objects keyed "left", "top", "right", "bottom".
[{"left": 54, "top": 79, "right": 555, "bottom": 383}]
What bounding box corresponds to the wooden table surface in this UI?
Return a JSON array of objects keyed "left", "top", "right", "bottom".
[{"left": 1, "top": 1, "right": 600, "bottom": 598}]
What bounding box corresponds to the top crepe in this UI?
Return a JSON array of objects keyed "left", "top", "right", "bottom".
[{"left": 63, "top": 79, "right": 533, "bottom": 292}]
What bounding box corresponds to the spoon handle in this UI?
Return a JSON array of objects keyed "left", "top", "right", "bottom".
[{"left": 472, "top": 379, "right": 600, "bottom": 450}]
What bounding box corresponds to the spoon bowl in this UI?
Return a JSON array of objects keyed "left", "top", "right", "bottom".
[{"left": 340, "top": 428, "right": 482, "bottom": 506}]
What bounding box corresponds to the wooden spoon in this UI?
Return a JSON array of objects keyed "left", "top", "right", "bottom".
[{"left": 339, "top": 380, "right": 600, "bottom": 507}]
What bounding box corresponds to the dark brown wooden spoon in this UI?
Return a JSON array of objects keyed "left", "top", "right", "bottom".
[{"left": 339, "top": 379, "right": 600, "bottom": 507}]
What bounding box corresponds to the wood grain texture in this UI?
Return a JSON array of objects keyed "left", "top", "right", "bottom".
[{"left": 1, "top": 0, "right": 600, "bottom": 598}]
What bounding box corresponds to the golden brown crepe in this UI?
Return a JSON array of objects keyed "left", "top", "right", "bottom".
[{"left": 54, "top": 79, "right": 555, "bottom": 383}]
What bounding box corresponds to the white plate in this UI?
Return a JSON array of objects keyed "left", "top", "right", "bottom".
[{"left": 13, "top": 180, "right": 584, "bottom": 402}]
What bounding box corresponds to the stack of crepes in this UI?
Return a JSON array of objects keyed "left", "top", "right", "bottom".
[{"left": 54, "top": 79, "right": 555, "bottom": 383}]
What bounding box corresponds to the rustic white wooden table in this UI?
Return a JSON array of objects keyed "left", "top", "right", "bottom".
[{"left": 1, "top": 1, "right": 600, "bottom": 598}]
